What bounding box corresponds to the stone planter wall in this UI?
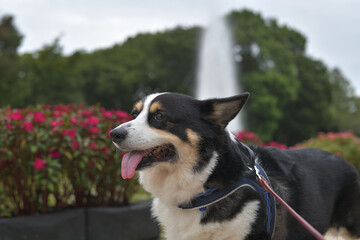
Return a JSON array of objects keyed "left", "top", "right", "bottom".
[{"left": 0, "top": 201, "right": 159, "bottom": 240}]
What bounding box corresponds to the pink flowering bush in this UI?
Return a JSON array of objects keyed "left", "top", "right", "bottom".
[
  {"left": 295, "top": 131, "right": 360, "bottom": 172},
  {"left": 0, "top": 104, "right": 135, "bottom": 217},
  {"left": 236, "top": 130, "right": 360, "bottom": 172},
  {"left": 236, "top": 130, "right": 288, "bottom": 149}
]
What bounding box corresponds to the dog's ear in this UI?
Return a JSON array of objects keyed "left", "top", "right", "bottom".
[{"left": 200, "top": 92, "right": 250, "bottom": 130}]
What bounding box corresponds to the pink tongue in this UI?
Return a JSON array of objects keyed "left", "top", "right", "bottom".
[{"left": 121, "top": 150, "right": 149, "bottom": 179}]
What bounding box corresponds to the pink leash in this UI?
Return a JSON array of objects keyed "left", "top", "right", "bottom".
[{"left": 257, "top": 175, "right": 326, "bottom": 240}]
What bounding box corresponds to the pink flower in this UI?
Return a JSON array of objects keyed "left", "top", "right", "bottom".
[
  {"left": 89, "top": 127, "right": 100, "bottom": 134},
  {"left": 70, "top": 117, "right": 77, "bottom": 124},
  {"left": 326, "top": 132, "right": 337, "bottom": 141},
  {"left": 50, "top": 120, "right": 63, "bottom": 127},
  {"left": 236, "top": 132, "right": 245, "bottom": 141},
  {"left": 276, "top": 144, "right": 288, "bottom": 150},
  {"left": 87, "top": 116, "right": 99, "bottom": 125},
  {"left": 52, "top": 111, "right": 63, "bottom": 118},
  {"left": 23, "top": 121, "right": 34, "bottom": 131},
  {"left": 107, "top": 129, "right": 112, "bottom": 138},
  {"left": 62, "top": 128, "right": 77, "bottom": 138},
  {"left": 5, "top": 123, "right": 13, "bottom": 130},
  {"left": 72, "top": 139, "right": 80, "bottom": 150},
  {"left": 246, "top": 132, "right": 256, "bottom": 140},
  {"left": 103, "top": 110, "right": 113, "bottom": 118},
  {"left": 236, "top": 130, "right": 258, "bottom": 141},
  {"left": 33, "top": 112, "right": 46, "bottom": 123},
  {"left": 116, "top": 110, "right": 130, "bottom": 120},
  {"left": 88, "top": 161, "right": 94, "bottom": 168},
  {"left": 338, "top": 131, "right": 354, "bottom": 139},
  {"left": 317, "top": 132, "right": 325, "bottom": 139},
  {"left": 89, "top": 142, "right": 97, "bottom": 150},
  {"left": 102, "top": 146, "right": 109, "bottom": 155},
  {"left": 34, "top": 158, "right": 46, "bottom": 170},
  {"left": 63, "top": 105, "right": 71, "bottom": 113},
  {"left": 50, "top": 149, "right": 60, "bottom": 158},
  {"left": 53, "top": 105, "right": 62, "bottom": 111},
  {"left": 68, "top": 128, "right": 77, "bottom": 138},
  {"left": 262, "top": 141, "right": 288, "bottom": 149},
  {"left": 80, "top": 109, "right": 92, "bottom": 117},
  {"left": 79, "top": 121, "right": 88, "bottom": 128},
  {"left": 8, "top": 110, "right": 23, "bottom": 121}
]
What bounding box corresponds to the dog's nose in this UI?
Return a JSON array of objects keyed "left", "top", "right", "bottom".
[{"left": 110, "top": 128, "right": 128, "bottom": 144}]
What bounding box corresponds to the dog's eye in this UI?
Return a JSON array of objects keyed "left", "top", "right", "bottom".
[
  {"left": 131, "top": 111, "right": 139, "bottom": 119},
  {"left": 154, "top": 111, "right": 166, "bottom": 121}
]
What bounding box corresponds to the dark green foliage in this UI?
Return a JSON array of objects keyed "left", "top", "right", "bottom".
[
  {"left": 72, "top": 26, "right": 200, "bottom": 111},
  {"left": 0, "top": 15, "right": 24, "bottom": 106},
  {"left": 19, "top": 39, "right": 85, "bottom": 105},
  {"left": 228, "top": 10, "right": 358, "bottom": 143},
  {"left": 0, "top": 10, "right": 358, "bottom": 144}
]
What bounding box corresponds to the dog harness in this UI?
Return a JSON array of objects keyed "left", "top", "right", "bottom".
[{"left": 178, "top": 145, "right": 276, "bottom": 238}]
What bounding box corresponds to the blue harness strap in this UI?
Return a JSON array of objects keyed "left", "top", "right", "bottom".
[
  {"left": 255, "top": 163, "right": 276, "bottom": 237},
  {"left": 178, "top": 160, "right": 276, "bottom": 238}
]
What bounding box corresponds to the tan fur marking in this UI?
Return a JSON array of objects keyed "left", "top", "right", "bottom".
[
  {"left": 211, "top": 101, "right": 241, "bottom": 127},
  {"left": 150, "top": 128, "right": 200, "bottom": 168},
  {"left": 140, "top": 127, "right": 206, "bottom": 205},
  {"left": 134, "top": 100, "right": 144, "bottom": 112},
  {"left": 166, "top": 121, "right": 174, "bottom": 129},
  {"left": 325, "top": 227, "right": 360, "bottom": 240},
  {"left": 186, "top": 129, "right": 200, "bottom": 146},
  {"left": 150, "top": 102, "right": 164, "bottom": 113}
]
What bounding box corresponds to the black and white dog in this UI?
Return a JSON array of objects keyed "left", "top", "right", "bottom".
[{"left": 110, "top": 92, "right": 360, "bottom": 240}]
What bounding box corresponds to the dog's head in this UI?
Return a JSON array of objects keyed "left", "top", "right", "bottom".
[{"left": 110, "top": 92, "right": 249, "bottom": 180}]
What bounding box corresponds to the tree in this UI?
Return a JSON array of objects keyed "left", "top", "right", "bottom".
[
  {"left": 228, "top": 10, "right": 303, "bottom": 141},
  {"left": 19, "top": 38, "right": 85, "bottom": 106},
  {"left": 71, "top": 26, "right": 200, "bottom": 111},
  {"left": 2, "top": 10, "right": 356, "bottom": 145},
  {"left": 329, "top": 68, "right": 360, "bottom": 135},
  {"left": 0, "top": 14, "right": 24, "bottom": 106},
  {"left": 227, "top": 10, "right": 354, "bottom": 144},
  {"left": 278, "top": 56, "right": 333, "bottom": 144}
]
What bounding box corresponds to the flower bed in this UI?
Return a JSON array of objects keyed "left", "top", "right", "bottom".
[
  {"left": 236, "top": 130, "right": 288, "bottom": 149},
  {"left": 0, "top": 104, "right": 135, "bottom": 217},
  {"left": 236, "top": 129, "right": 360, "bottom": 172},
  {"left": 295, "top": 131, "right": 360, "bottom": 172},
  {"left": 1, "top": 105, "right": 359, "bottom": 218}
]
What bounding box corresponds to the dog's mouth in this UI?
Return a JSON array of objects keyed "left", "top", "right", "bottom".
[{"left": 121, "top": 144, "right": 176, "bottom": 179}]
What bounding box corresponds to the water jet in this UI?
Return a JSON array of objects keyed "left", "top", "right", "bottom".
[{"left": 196, "top": 16, "right": 243, "bottom": 132}]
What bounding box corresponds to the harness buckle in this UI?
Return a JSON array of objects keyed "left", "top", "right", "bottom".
[{"left": 254, "top": 165, "right": 262, "bottom": 180}]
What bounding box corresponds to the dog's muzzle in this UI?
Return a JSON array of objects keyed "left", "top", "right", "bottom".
[{"left": 110, "top": 127, "right": 127, "bottom": 144}]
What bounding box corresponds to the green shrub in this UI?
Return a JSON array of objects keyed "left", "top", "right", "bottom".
[
  {"left": 0, "top": 104, "right": 136, "bottom": 217},
  {"left": 295, "top": 131, "right": 360, "bottom": 172}
]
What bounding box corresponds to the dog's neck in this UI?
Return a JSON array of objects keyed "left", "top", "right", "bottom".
[
  {"left": 139, "top": 131, "right": 253, "bottom": 206},
  {"left": 139, "top": 152, "right": 218, "bottom": 206},
  {"left": 202, "top": 132, "right": 255, "bottom": 188}
]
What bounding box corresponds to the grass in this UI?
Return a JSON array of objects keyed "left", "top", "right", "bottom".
[{"left": 131, "top": 187, "right": 152, "bottom": 202}]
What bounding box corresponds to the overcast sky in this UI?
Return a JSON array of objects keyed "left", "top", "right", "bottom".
[{"left": 1, "top": 0, "right": 359, "bottom": 95}]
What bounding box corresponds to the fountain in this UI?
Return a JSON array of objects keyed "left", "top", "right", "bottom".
[{"left": 196, "top": 16, "right": 243, "bottom": 132}]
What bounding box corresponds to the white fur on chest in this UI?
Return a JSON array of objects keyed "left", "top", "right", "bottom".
[
  {"left": 137, "top": 134, "right": 259, "bottom": 239},
  {"left": 152, "top": 198, "right": 260, "bottom": 240}
]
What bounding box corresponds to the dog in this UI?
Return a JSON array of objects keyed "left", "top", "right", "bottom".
[{"left": 110, "top": 92, "right": 360, "bottom": 240}]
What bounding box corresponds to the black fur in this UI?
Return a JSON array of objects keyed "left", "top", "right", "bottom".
[
  {"left": 114, "top": 92, "right": 360, "bottom": 239},
  {"left": 155, "top": 93, "right": 360, "bottom": 239}
]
